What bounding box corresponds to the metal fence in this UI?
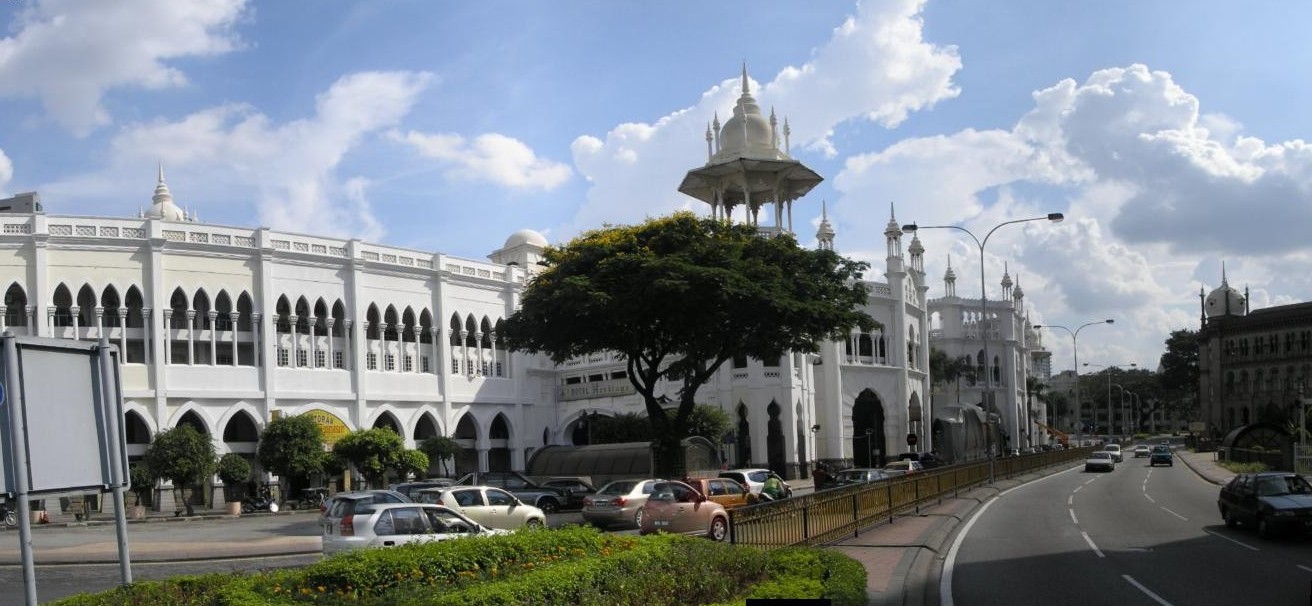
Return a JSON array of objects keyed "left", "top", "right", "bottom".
[{"left": 726, "top": 447, "right": 1094, "bottom": 548}]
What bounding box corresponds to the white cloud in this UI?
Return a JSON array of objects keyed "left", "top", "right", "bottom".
[
  {"left": 0, "top": 147, "right": 12, "bottom": 190},
  {"left": 390, "top": 130, "right": 572, "bottom": 190},
  {"left": 566, "top": 0, "right": 961, "bottom": 240},
  {"left": 94, "top": 70, "right": 431, "bottom": 240},
  {"left": 0, "top": 0, "right": 248, "bottom": 135}
]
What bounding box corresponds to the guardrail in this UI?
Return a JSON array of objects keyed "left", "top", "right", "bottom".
[{"left": 726, "top": 447, "right": 1095, "bottom": 547}]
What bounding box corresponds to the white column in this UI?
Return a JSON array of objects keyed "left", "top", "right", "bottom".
[
  {"left": 71, "top": 305, "right": 81, "bottom": 341},
  {"left": 362, "top": 321, "right": 372, "bottom": 369},
  {"left": 162, "top": 309, "right": 173, "bottom": 365},
  {"left": 307, "top": 316, "right": 318, "bottom": 368},
  {"left": 117, "top": 307, "right": 128, "bottom": 358},
  {"left": 430, "top": 327, "right": 440, "bottom": 375},
  {"left": 208, "top": 311, "right": 218, "bottom": 365},
  {"left": 0, "top": 306, "right": 7, "bottom": 333},
  {"left": 412, "top": 326, "right": 422, "bottom": 373},
  {"left": 395, "top": 323, "right": 406, "bottom": 372},
  {"left": 185, "top": 310, "right": 196, "bottom": 365},
  {"left": 46, "top": 306, "right": 54, "bottom": 337},
  {"left": 489, "top": 332, "right": 498, "bottom": 377},
  {"left": 94, "top": 306, "right": 104, "bottom": 341},
  {"left": 229, "top": 312, "right": 240, "bottom": 367},
  {"left": 343, "top": 319, "right": 353, "bottom": 371},
  {"left": 26, "top": 306, "right": 35, "bottom": 336},
  {"left": 459, "top": 329, "right": 469, "bottom": 376},
  {"left": 141, "top": 308, "right": 153, "bottom": 365},
  {"left": 326, "top": 318, "right": 336, "bottom": 369},
  {"left": 288, "top": 314, "right": 299, "bottom": 367},
  {"left": 251, "top": 312, "right": 263, "bottom": 368},
  {"left": 474, "top": 331, "right": 484, "bottom": 376}
]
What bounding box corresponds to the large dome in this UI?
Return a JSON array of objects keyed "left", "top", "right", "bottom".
[
  {"left": 1204, "top": 282, "right": 1245, "bottom": 318},
  {"left": 713, "top": 67, "right": 781, "bottom": 161},
  {"left": 503, "top": 229, "right": 548, "bottom": 249}
]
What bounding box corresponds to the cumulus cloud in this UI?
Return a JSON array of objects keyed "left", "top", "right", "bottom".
[
  {"left": 565, "top": 0, "right": 961, "bottom": 239},
  {"left": 100, "top": 70, "right": 431, "bottom": 240},
  {"left": 0, "top": 0, "right": 248, "bottom": 135},
  {"left": 389, "top": 130, "right": 572, "bottom": 190},
  {"left": 0, "top": 147, "right": 12, "bottom": 190}
]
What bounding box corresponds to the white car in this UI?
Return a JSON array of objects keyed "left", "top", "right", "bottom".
[
  {"left": 418, "top": 486, "right": 547, "bottom": 531},
  {"left": 322, "top": 502, "right": 508, "bottom": 555},
  {"left": 1085, "top": 451, "right": 1116, "bottom": 472},
  {"left": 1133, "top": 445, "right": 1152, "bottom": 458},
  {"left": 1104, "top": 444, "right": 1124, "bottom": 463},
  {"left": 717, "top": 469, "right": 792, "bottom": 498}
]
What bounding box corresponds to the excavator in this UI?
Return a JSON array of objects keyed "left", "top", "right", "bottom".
[{"left": 1034, "top": 421, "right": 1070, "bottom": 448}]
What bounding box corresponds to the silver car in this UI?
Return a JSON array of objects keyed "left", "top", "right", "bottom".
[
  {"left": 582, "top": 479, "right": 662, "bottom": 529},
  {"left": 420, "top": 486, "right": 546, "bottom": 531},
  {"left": 321, "top": 502, "right": 508, "bottom": 555}
]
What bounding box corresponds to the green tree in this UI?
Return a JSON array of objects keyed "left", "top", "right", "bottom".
[
  {"left": 929, "top": 348, "right": 976, "bottom": 403},
  {"left": 1157, "top": 329, "right": 1200, "bottom": 424},
  {"left": 593, "top": 412, "right": 651, "bottom": 444},
  {"left": 144, "top": 425, "right": 217, "bottom": 516},
  {"left": 394, "top": 449, "right": 430, "bottom": 481},
  {"left": 333, "top": 428, "right": 404, "bottom": 488},
  {"left": 418, "top": 436, "right": 460, "bottom": 477},
  {"left": 503, "top": 213, "right": 876, "bottom": 477},
  {"left": 216, "top": 453, "right": 252, "bottom": 501},
  {"left": 256, "top": 414, "right": 326, "bottom": 496},
  {"left": 685, "top": 404, "right": 732, "bottom": 444}
]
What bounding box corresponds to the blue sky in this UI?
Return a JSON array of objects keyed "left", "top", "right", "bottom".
[{"left": 3, "top": 0, "right": 1311, "bottom": 376}]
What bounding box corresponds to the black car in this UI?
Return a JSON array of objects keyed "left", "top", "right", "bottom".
[
  {"left": 1149, "top": 446, "right": 1173, "bottom": 467},
  {"left": 1218, "top": 472, "right": 1312, "bottom": 538},
  {"left": 539, "top": 478, "right": 597, "bottom": 509}
]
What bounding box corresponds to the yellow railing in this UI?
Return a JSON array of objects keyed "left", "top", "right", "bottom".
[{"left": 727, "top": 447, "right": 1094, "bottom": 547}]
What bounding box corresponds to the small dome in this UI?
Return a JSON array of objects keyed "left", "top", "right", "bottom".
[
  {"left": 504, "top": 229, "right": 548, "bottom": 249},
  {"left": 714, "top": 66, "right": 779, "bottom": 161},
  {"left": 908, "top": 234, "right": 924, "bottom": 255},
  {"left": 146, "top": 165, "right": 187, "bottom": 222},
  {"left": 1205, "top": 283, "right": 1245, "bottom": 318}
]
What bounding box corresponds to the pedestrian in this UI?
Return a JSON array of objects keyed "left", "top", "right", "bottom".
[{"left": 813, "top": 463, "right": 829, "bottom": 489}]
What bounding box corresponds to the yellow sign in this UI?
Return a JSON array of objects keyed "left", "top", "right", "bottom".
[{"left": 302, "top": 410, "right": 351, "bottom": 446}]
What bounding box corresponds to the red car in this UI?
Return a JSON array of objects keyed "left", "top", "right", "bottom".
[{"left": 639, "top": 480, "right": 729, "bottom": 541}]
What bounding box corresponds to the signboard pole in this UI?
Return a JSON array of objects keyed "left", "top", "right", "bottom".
[
  {"left": 98, "top": 338, "right": 132, "bottom": 585},
  {"left": 3, "top": 333, "right": 38, "bottom": 606}
]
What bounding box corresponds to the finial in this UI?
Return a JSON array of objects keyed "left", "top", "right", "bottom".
[
  {"left": 889, "top": 202, "right": 896, "bottom": 221},
  {"left": 822, "top": 199, "right": 828, "bottom": 219},
  {"left": 157, "top": 162, "right": 165, "bottom": 184},
  {"left": 741, "top": 62, "right": 749, "bottom": 95},
  {"left": 1221, "top": 261, "right": 1228, "bottom": 285}
]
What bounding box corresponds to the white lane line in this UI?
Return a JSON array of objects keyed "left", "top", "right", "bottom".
[
  {"left": 1205, "top": 529, "right": 1260, "bottom": 551},
  {"left": 1298, "top": 565, "right": 1312, "bottom": 574},
  {"left": 1073, "top": 485, "right": 1084, "bottom": 493},
  {"left": 1159, "top": 506, "right": 1187, "bottom": 521},
  {"left": 941, "top": 464, "right": 1081, "bottom": 606},
  {"left": 1069, "top": 508, "right": 1079, "bottom": 525},
  {"left": 1123, "top": 575, "right": 1174, "bottom": 606},
  {"left": 1068, "top": 495, "right": 1074, "bottom": 506},
  {"left": 1082, "top": 531, "right": 1105, "bottom": 558},
  {"left": 1144, "top": 493, "right": 1156, "bottom": 504}
]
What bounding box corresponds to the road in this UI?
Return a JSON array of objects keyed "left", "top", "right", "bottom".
[
  {"left": 943, "top": 453, "right": 1312, "bottom": 606},
  {"left": 0, "top": 508, "right": 594, "bottom": 605}
]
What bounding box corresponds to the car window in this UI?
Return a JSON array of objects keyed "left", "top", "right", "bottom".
[
  {"left": 707, "top": 480, "right": 726, "bottom": 496},
  {"left": 748, "top": 471, "right": 770, "bottom": 483},
  {"left": 640, "top": 481, "right": 658, "bottom": 495},
  {"left": 425, "top": 508, "right": 473, "bottom": 533},
  {"left": 451, "top": 489, "right": 483, "bottom": 507},
  {"left": 724, "top": 481, "right": 743, "bottom": 495},
  {"left": 600, "top": 481, "right": 637, "bottom": 496},
  {"left": 373, "top": 510, "right": 396, "bottom": 536},
  {"left": 674, "top": 484, "right": 697, "bottom": 503},
  {"left": 390, "top": 507, "right": 429, "bottom": 535},
  {"left": 486, "top": 489, "right": 516, "bottom": 506}
]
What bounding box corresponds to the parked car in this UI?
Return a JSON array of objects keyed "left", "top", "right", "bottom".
[
  {"left": 719, "top": 469, "right": 793, "bottom": 498},
  {"left": 320, "top": 489, "right": 411, "bottom": 533},
  {"left": 639, "top": 480, "right": 730, "bottom": 541},
  {"left": 1133, "top": 445, "right": 1152, "bottom": 458},
  {"left": 830, "top": 468, "right": 892, "bottom": 486},
  {"left": 387, "top": 479, "right": 456, "bottom": 501},
  {"left": 898, "top": 451, "right": 944, "bottom": 469},
  {"left": 882, "top": 460, "right": 924, "bottom": 476},
  {"left": 539, "top": 478, "right": 597, "bottom": 509},
  {"left": 419, "top": 486, "right": 546, "bottom": 531},
  {"left": 322, "top": 502, "right": 508, "bottom": 555},
  {"left": 1218, "top": 472, "right": 1312, "bottom": 538},
  {"left": 1084, "top": 451, "right": 1115, "bottom": 472},
  {"left": 1150, "top": 445, "right": 1173, "bottom": 467},
  {"left": 681, "top": 477, "right": 752, "bottom": 509},
  {"left": 454, "top": 471, "right": 567, "bottom": 514},
  {"left": 582, "top": 478, "right": 663, "bottom": 529},
  {"left": 1104, "top": 444, "right": 1124, "bottom": 463}
]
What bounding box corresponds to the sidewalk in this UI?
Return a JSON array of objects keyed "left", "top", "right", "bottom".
[{"left": 826, "top": 445, "right": 1236, "bottom": 606}]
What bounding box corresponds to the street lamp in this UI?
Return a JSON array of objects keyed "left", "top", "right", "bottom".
[
  {"left": 904, "top": 213, "right": 1064, "bottom": 445},
  {"left": 1085, "top": 362, "right": 1135, "bottom": 439},
  {"left": 1110, "top": 384, "right": 1131, "bottom": 437},
  {"left": 856, "top": 428, "right": 874, "bottom": 467},
  {"left": 1034, "top": 319, "right": 1113, "bottom": 444}
]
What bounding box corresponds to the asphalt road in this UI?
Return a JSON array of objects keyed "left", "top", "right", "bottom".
[{"left": 944, "top": 454, "right": 1312, "bottom": 606}]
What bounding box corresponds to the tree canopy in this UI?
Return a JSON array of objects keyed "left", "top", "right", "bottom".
[
  {"left": 256, "top": 414, "right": 326, "bottom": 483},
  {"left": 144, "top": 424, "right": 216, "bottom": 487},
  {"left": 418, "top": 436, "right": 460, "bottom": 477},
  {"left": 502, "top": 213, "right": 877, "bottom": 476},
  {"left": 333, "top": 428, "right": 405, "bottom": 488}
]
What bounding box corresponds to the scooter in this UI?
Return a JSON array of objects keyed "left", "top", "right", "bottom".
[
  {"left": 241, "top": 488, "right": 279, "bottom": 514},
  {"left": 0, "top": 502, "right": 16, "bottom": 528}
]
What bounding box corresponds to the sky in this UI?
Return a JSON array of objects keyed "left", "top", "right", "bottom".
[{"left": 2, "top": 0, "right": 1311, "bottom": 377}]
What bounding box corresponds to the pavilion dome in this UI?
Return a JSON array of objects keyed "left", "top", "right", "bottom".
[{"left": 503, "top": 229, "right": 548, "bottom": 250}]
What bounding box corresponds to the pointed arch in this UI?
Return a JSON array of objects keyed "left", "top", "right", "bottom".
[
  {"left": 192, "top": 288, "right": 212, "bottom": 330},
  {"left": 52, "top": 283, "right": 74, "bottom": 327},
  {"left": 124, "top": 286, "right": 144, "bottom": 329},
  {"left": 413, "top": 411, "right": 441, "bottom": 442},
  {"left": 100, "top": 285, "right": 122, "bottom": 327},
  {"left": 371, "top": 410, "right": 402, "bottom": 436},
  {"left": 169, "top": 288, "right": 189, "bottom": 329},
  {"left": 236, "top": 292, "right": 254, "bottom": 332},
  {"left": 174, "top": 407, "right": 211, "bottom": 435},
  {"left": 4, "top": 283, "right": 28, "bottom": 330},
  {"left": 75, "top": 283, "right": 97, "bottom": 328},
  {"left": 419, "top": 309, "right": 434, "bottom": 344},
  {"left": 313, "top": 298, "right": 329, "bottom": 337},
  {"left": 853, "top": 389, "right": 887, "bottom": 467},
  {"left": 275, "top": 296, "right": 292, "bottom": 333},
  {"left": 221, "top": 408, "right": 260, "bottom": 443},
  {"left": 401, "top": 307, "right": 417, "bottom": 342},
  {"left": 294, "top": 297, "right": 311, "bottom": 333},
  {"left": 766, "top": 401, "right": 785, "bottom": 475},
  {"left": 735, "top": 403, "right": 752, "bottom": 468},
  {"left": 452, "top": 412, "right": 480, "bottom": 475},
  {"left": 214, "top": 290, "right": 234, "bottom": 330},
  {"left": 366, "top": 304, "right": 382, "bottom": 340},
  {"left": 331, "top": 300, "right": 347, "bottom": 338},
  {"left": 488, "top": 413, "right": 512, "bottom": 472}
]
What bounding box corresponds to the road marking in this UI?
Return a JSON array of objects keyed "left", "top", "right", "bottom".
[
  {"left": 1073, "top": 485, "right": 1083, "bottom": 494},
  {"left": 1067, "top": 495, "right": 1074, "bottom": 506},
  {"left": 1144, "top": 494, "right": 1156, "bottom": 504},
  {"left": 941, "top": 464, "right": 1079, "bottom": 606},
  {"left": 1205, "top": 529, "right": 1259, "bottom": 551},
  {"left": 1298, "top": 565, "right": 1312, "bottom": 574},
  {"left": 1123, "top": 574, "right": 1174, "bottom": 606},
  {"left": 1084, "top": 477, "right": 1099, "bottom": 485},
  {"left": 1159, "top": 506, "right": 1186, "bottom": 521},
  {"left": 1081, "top": 531, "right": 1105, "bottom": 557},
  {"left": 1069, "top": 508, "right": 1078, "bottom": 525}
]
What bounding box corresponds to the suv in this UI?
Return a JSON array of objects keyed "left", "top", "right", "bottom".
[{"left": 1150, "top": 445, "right": 1173, "bottom": 467}]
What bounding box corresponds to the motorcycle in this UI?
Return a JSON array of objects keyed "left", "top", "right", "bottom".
[
  {"left": 1, "top": 502, "right": 16, "bottom": 528},
  {"left": 241, "top": 488, "right": 279, "bottom": 514}
]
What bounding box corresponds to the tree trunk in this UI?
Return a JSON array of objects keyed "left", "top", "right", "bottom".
[{"left": 651, "top": 435, "right": 687, "bottom": 480}]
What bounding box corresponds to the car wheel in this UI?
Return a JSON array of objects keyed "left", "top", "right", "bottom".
[
  {"left": 537, "top": 498, "right": 559, "bottom": 514},
  {"left": 1258, "top": 517, "right": 1275, "bottom": 539},
  {"left": 1222, "top": 507, "right": 1238, "bottom": 528},
  {"left": 633, "top": 508, "right": 644, "bottom": 529},
  {"left": 526, "top": 518, "right": 545, "bottom": 529},
  {"left": 709, "top": 516, "right": 728, "bottom": 542}
]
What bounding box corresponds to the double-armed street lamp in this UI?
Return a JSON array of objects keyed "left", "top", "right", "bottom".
[
  {"left": 1034, "top": 319, "right": 1114, "bottom": 443},
  {"left": 903, "top": 213, "right": 1064, "bottom": 448},
  {"left": 1110, "top": 384, "right": 1135, "bottom": 437}
]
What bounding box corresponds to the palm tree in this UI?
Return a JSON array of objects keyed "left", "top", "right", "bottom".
[{"left": 930, "top": 348, "right": 977, "bottom": 404}]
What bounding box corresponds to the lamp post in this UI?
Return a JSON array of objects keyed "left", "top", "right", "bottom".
[
  {"left": 856, "top": 428, "right": 874, "bottom": 467},
  {"left": 1085, "top": 362, "right": 1135, "bottom": 440},
  {"left": 1110, "top": 384, "right": 1128, "bottom": 437},
  {"left": 903, "top": 213, "right": 1064, "bottom": 447},
  {"left": 1034, "top": 319, "right": 1114, "bottom": 444}
]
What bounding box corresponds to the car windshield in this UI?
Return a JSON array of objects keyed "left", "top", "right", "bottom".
[
  {"left": 1257, "top": 476, "right": 1312, "bottom": 497},
  {"left": 1090, "top": 452, "right": 1111, "bottom": 460}
]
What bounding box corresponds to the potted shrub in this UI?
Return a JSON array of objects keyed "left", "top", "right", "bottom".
[
  {"left": 144, "top": 425, "right": 217, "bottom": 516},
  {"left": 127, "top": 464, "right": 154, "bottom": 519},
  {"left": 216, "top": 453, "right": 252, "bottom": 516}
]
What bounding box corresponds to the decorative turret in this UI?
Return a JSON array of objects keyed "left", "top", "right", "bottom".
[
  {"left": 884, "top": 204, "right": 902, "bottom": 259},
  {"left": 145, "top": 164, "right": 189, "bottom": 222},
  {"left": 908, "top": 233, "right": 924, "bottom": 273},
  {"left": 816, "top": 200, "right": 835, "bottom": 251},
  {"left": 944, "top": 256, "right": 957, "bottom": 298},
  {"left": 1204, "top": 263, "right": 1246, "bottom": 318}
]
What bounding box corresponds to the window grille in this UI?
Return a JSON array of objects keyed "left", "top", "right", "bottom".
[
  {"left": 367, "top": 352, "right": 378, "bottom": 370},
  {"left": 277, "top": 348, "right": 289, "bottom": 367}
]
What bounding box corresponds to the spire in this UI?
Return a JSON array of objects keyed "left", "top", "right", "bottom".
[
  {"left": 783, "top": 117, "right": 791, "bottom": 155},
  {"left": 741, "top": 61, "right": 749, "bottom": 96},
  {"left": 816, "top": 199, "right": 835, "bottom": 250},
  {"left": 1221, "top": 261, "right": 1228, "bottom": 286}
]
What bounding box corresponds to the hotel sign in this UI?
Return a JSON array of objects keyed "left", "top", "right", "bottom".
[{"left": 303, "top": 410, "right": 350, "bottom": 447}]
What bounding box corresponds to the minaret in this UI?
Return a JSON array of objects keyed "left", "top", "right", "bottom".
[
  {"left": 884, "top": 203, "right": 903, "bottom": 261},
  {"left": 944, "top": 257, "right": 957, "bottom": 298},
  {"left": 816, "top": 200, "right": 835, "bottom": 251}
]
